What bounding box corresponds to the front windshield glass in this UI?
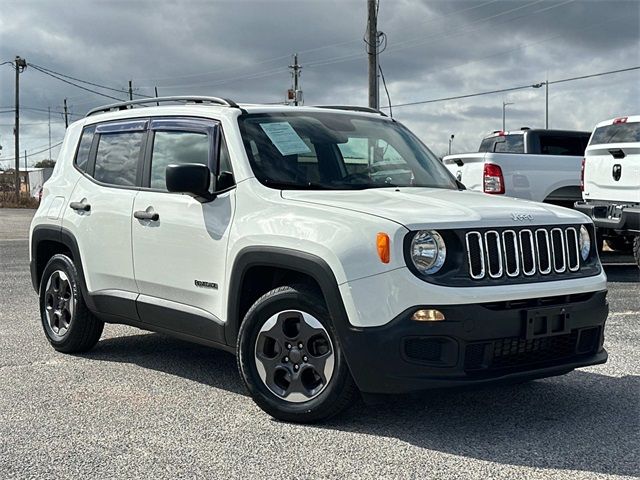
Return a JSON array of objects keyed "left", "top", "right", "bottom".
[{"left": 238, "top": 112, "right": 458, "bottom": 190}]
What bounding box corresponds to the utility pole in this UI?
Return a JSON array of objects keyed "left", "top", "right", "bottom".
[
  {"left": 24, "top": 149, "right": 29, "bottom": 196},
  {"left": 128, "top": 80, "right": 133, "bottom": 101},
  {"left": 14, "top": 56, "right": 27, "bottom": 203},
  {"left": 48, "top": 106, "right": 52, "bottom": 159},
  {"left": 367, "top": 0, "right": 379, "bottom": 110},
  {"left": 63, "top": 98, "right": 69, "bottom": 128},
  {"left": 502, "top": 101, "right": 514, "bottom": 131},
  {"left": 545, "top": 79, "right": 549, "bottom": 129},
  {"left": 288, "top": 54, "right": 302, "bottom": 106}
]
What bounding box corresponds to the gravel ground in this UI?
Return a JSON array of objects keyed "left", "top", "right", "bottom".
[{"left": 0, "top": 208, "right": 638, "bottom": 479}]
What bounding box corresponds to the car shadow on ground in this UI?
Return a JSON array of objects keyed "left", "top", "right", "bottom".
[
  {"left": 83, "top": 332, "right": 638, "bottom": 478},
  {"left": 602, "top": 263, "right": 640, "bottom": 283}
]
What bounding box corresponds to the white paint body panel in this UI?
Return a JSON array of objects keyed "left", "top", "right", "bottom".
[
  {"left": 442, "top": 151, "right": 582, "bottom": 202},
  {"left": 132, "top": 189, "right": 235, "bottom": 321},
  {"left": 583, "top": 116, "right": 640, "bottom": 204}
]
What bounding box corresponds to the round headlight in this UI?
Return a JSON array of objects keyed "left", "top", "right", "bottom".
[
  {"left": 410, "top": 230, "right": 446, "bottom": 274},
  {"left": 579, "top": 225, "right": 591, "bottom": 261}
]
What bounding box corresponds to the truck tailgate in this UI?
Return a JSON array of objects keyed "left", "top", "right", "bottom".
[{"left": 442, "top": 153, "right": 487, "bottom": 192}]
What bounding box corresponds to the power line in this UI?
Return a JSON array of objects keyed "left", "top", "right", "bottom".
[
  {"left": 29, "top": 65, "right": 125, "bottom": 101},
  {"left": 0, "top": 141, "right": 63, "bottom": 162},
  {"left": 30, "top": 63, "right": 150, "bottom": 98},
  {"left": 307, "top": 0, "right": 571, "bottom": 69},
  {"left": 382, "top": 66, "right": 640, "bottom": 109}
]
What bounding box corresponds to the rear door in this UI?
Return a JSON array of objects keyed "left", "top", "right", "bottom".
[
  {"left": 63, "top": 120, "right": 145, "bottom": 295},
  {"left": 584, "top": 119, "right": 640, "bottom": 203}
]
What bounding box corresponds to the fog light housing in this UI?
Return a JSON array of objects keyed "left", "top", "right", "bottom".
[{"left": 411, "top": 309, "right": 445, "bottom": 322}]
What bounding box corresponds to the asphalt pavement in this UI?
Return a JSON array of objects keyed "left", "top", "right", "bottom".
[{"left": 0, "top": 208, "right": 638, "bottom": 479}]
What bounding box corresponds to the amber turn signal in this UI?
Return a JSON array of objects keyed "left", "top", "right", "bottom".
[
  {"left": 411, "top": 309, "right": 445, "bottom": 322},
  {"left": 376, "top": 232, "right": 390, "bottom": 264}
]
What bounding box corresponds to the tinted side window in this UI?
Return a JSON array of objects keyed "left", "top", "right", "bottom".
[
  {"left": 74, "top": 125, "right": 96, "bottom": 172},
  {"left": 539, "top": 135, "right": 586, "bottom": 156},
  {"left": 590, "top": 123, "right": 640, "bottom": 145},
  {"left": 150, "top": 130, "right": 209, "bottom": 190},
  {"left": 94, "top": 132, "right": 143, "bottom": 186},
  {"left": 494, "top": 135, "right": 524, "bottom": 153},
  {"left": 478, "top": 137, "right": 496, "bottom": 152}
]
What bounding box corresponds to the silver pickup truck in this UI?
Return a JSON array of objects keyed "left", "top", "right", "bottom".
[{"left": 443, "top": 129, "right": 590, "bottom": 208}]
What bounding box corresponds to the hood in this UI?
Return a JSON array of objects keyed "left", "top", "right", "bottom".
[{"left": 281, "top": 187, "right": 588, "bottom": 230}]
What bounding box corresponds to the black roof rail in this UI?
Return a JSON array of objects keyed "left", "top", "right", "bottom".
[
  {"left": 314, "top": 105, "right": 387, "bottom": 117},
  {"left": 86, "top": 96, "right": 240, "bottom": 117}
]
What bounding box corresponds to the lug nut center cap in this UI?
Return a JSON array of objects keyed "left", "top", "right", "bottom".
[{"left": 288, "top": 348, "right": 302, "bottom": 364}]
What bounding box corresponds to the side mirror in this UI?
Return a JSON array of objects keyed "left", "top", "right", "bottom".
[{"left": 166, "top": 163, "right": 215, "bottom": 201}]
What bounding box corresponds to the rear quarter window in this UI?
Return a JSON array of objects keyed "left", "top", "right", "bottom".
[
  {"left": 493, "top": 135, "right": 524, "bottom": 153},
  {"left": 590, "top": 122, "right": 640, "bottom": 145},
  {"left": 74, "top": 125, "right": 96, "bottom": 172}
]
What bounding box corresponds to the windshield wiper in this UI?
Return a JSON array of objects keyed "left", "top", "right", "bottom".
[{"left": 263, "top": 180, "right": 339, "bottom": 190}]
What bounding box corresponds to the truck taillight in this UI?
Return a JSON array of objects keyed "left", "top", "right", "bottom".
[
  {"left": 483, "top": 163, "right": 505, "bottom": 194},
  {"left": 580, "top": 157, "right": 585, "bottom": 191}
]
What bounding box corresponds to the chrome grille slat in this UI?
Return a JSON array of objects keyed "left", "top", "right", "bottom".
[
  {"left": 502, "top": 230, "right": 519, "bottom": 277},
  {"left": 484, "top": 231, "right": 503, "bottom": 278},
  {"left": 465, "top": 226, "right": 581, "bottom": 280},
  {"left": 565, "top": 227, "right": 580, "bottom": 272},
  {"left": 535, "top": 229, "right": 552, "bottom": 275},
  {"left": 518, "top": 229, "right": 536, "bottom": 276},
  {"left": 465, "top": 232, "right": 485, "bottom": 280},
  {"left": 551, "top": 228, "right": 567, "bottom": 273}
]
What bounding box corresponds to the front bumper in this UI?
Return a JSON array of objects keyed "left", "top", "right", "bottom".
[
  {"left": 575, "top": 200, "right": 640, "bottom": 233},
  {"left": 337, "top": 290, "right": 608, "bottom": 394}
]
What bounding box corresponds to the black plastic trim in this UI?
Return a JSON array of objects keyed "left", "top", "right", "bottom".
[
  {"left": 225, "top": 247, "right": 349, "bottom": 347},
  {"left": 339, "top": 290, "right": 608, "bottom": 394}
]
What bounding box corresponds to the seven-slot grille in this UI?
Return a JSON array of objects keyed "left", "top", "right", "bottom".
[{"left": 465, "top": 226, "right": 581, "bottom": 280}]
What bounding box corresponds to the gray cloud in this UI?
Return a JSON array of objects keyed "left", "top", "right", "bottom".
[{"left": 0, "top": 0, "right": 638, "bottom": 167}]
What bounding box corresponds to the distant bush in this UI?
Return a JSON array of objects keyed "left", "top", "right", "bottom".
[{"left": 34, "top": 159, "right": 56, "bottom": 168}]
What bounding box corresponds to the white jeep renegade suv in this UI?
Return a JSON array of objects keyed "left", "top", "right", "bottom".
[{"left": 30, "top": 97, "right": 608, "bottom": 422}]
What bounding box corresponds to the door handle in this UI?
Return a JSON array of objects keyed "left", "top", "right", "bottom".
[
  {"left": 134, "top": 210, "right": 159, "bottom": 221},
  {"left": 69, "top": 201, "right": 91, "bottom": 212}
]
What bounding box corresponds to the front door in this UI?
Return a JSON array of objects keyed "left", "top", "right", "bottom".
[{"left": 131, "top": 118, "right": 235, "bottom": 343}]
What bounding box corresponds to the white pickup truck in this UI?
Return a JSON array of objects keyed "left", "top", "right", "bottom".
[
  {"left": 575, "top": 116, "right": 640, "bottom": 266},
  {"left": 443, "top": 129, "right": 590, "bottom": 208}
]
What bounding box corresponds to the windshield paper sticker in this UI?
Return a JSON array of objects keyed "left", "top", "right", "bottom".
[{"left": 260, "top": 122, "right": 311, "bottom": 156}]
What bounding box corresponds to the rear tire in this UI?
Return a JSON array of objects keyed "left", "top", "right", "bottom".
[
  {"left": 39, "top": 254, "right": 104, "bottom": 353},
  {"left": 237, "top": 285, "right": 358, "bottom": 423},
  {"left": 633, "top": 236, "right": 640, "bottom": 269}
]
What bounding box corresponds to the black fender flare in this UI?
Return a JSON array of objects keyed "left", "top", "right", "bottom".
[
  {"left": 31, "top": 225, "right": 97, "bottom": 311},
  {"left": 224, "top": 246, "right": 351, "bottom": 348}
]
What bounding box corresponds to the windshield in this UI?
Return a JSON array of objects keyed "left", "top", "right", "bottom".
[{"left": 238, "top": 112, "right": 458, "bottom": 190}]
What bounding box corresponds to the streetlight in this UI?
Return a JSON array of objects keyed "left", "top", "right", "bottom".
[
  {"left": 448, "top": 134, "right": 455, "bottom": 155},
  {"left": 532, "top": 80, "right": 549, "bottom": 129},
  {"left": 502, "top": 101, "right": 514, "bottom": 131}
]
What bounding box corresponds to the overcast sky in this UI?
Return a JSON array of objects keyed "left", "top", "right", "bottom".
[{"left": 1, "top": 0, "right": 639, "bottom": 168}]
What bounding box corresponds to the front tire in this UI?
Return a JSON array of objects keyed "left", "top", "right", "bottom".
[
  {"left": 237, "top": 285, "right": 358, "bottom": 423},
  {"left": 633, "top": 236, "right": 640, "bottom": 269},
  {"left": 39, "top": 254, "right": 104, "bottom": 353}
]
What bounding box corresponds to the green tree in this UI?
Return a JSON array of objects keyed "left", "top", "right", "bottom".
[{"left": 34, "top": 159, "right": 56, "bottom": 168}]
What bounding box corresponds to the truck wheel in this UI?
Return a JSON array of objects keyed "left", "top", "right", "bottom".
[
  {"left": 237, "top": 285, "right": 358, "bottom": 423},
  {"left": 606, "top": 236, "right": 634, "bottom": 254},
  {"left": 634, "top": 236, "right": 640, "bottom": 269},
  {"left": 39, "top": 254, "right": 104, "bottom": 353}
]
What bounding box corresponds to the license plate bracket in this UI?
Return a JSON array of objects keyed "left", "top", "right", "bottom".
[{"left": 524, "top": 306, "right": 571, "bottom": 339}]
